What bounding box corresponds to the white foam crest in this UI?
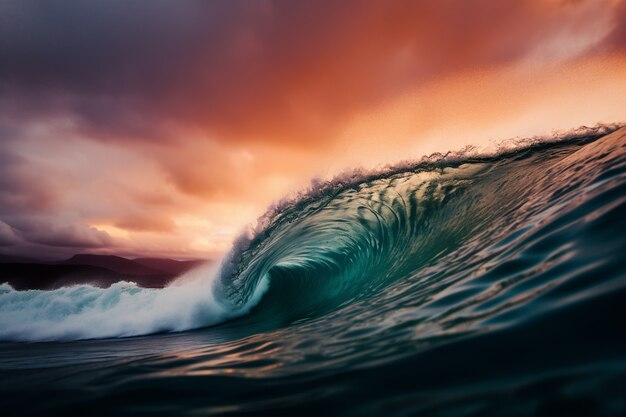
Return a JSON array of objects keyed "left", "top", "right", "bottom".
[{"left": 0, "top": 264, "right": 255, "bottom": 342}]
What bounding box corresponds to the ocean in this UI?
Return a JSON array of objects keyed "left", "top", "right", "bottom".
[{"left": 1, "top": 125, "right": 626, "bottom": 416}]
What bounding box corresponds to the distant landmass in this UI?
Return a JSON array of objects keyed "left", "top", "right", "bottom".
[{"left": 0, "top": 254, "right": 208, "bottom": 290}]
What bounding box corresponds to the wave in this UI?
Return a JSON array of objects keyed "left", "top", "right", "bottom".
[
  {"left": 0, "top": 123, "right": 624, "bottom": 342},
  {"left": 214, "top": 123, "right": 625, "bottom": 317}
]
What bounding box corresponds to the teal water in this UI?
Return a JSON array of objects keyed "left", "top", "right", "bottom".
[{"left": 1, "top": 125, "right": 626, "bottom": 416}]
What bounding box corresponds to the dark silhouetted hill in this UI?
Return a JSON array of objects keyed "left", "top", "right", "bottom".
[
  {"left": 133, "top": 257, "right": 204, "bottom": 275},
  {"left": 0, "top": 254, "right": 209, "bottom": 290},
  {"left": 63, "top": 254, "right": 160, "bottom": 276},
  {"left": 0, "top": 254, "right": 46, "bottom": 264}
]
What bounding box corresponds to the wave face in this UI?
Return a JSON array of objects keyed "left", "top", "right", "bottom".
[
  {"left": 1, "top": 126, "right": 626, "bottom": 415},
  {"left": 214, "top": 125, "right": 626, "bottom": 332}
]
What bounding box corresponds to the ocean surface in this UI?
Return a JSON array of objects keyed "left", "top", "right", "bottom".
[{"left": 1, "top": 125, "right": 626, "bottom": 416}]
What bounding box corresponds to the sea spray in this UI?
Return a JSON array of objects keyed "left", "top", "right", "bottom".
[{"left": 0, "top": 264, "right": 243, "bottom": 341}]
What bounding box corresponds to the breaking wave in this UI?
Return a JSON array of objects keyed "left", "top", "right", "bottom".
[{"left": 1, "top": 123, "right": 625, "bottom": 342}]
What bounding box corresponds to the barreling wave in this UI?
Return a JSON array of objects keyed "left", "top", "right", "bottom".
[
  {"left": 213, "top": 123, "right": 625, "bottom": 321},
  {"left": 1, "top": 123, "right": 624, "bottom": 342}
]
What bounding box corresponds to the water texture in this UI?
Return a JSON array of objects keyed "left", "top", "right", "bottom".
[{"left": 1, "top": 126, "right": 626, "bottom": 416}]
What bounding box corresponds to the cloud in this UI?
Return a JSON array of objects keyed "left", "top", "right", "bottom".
[
  {"left": 113, "top": 215, "right": 176, "bottom": 233},
  {"left": 0, "top": 221, "right": 18, "bottom": 246},
  {"left": 0, "top": 0, "right": 625, "bottom": 259},
  {"left": 0, "top": 148, "right": 58, "bottom": 213},
  {"left": 22, "top": 223, "right": 113, "bottom": 248},
  {"left": 605, "top": 0, "right": 626, "bottom": 50},
  {"left": 1, "top": 0, "right": 623, "bottom": 146}
]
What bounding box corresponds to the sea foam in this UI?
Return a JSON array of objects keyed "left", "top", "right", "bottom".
[{"left": 0, "top": 264, "right": 260, "bottom": 342}]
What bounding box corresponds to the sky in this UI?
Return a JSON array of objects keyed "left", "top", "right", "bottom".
[{"left": 0, "top": 0, "right": 625, "bottom": 260}]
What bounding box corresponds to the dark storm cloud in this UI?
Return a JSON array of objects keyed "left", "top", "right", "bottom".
[
  {"left": 2, "top": 0, "right": 623, "bottom": 146},
  {"left": 19, "top": 221, "right": 113, "bottom": 248},
  {"left": 0, "top": 131, "right": 113, "bottom": 254}
]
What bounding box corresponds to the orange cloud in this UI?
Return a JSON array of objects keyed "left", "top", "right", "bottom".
[{"left": 0, "top": 0, "right": 624, "bottom": 259}]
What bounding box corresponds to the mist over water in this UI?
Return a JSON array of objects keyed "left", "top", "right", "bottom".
[{"left": 1, "top": 125, "right": 626, "bottom": 416}]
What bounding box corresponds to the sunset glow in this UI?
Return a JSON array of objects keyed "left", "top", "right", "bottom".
[{"left": 1, "top": 0, "right": 625, "bottom": 260}]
